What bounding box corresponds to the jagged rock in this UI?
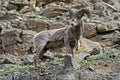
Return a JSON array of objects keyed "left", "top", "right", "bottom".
[
  {"left": 6, "top": 4, "right": 18, "bottom": 10},
  {"left": 90, "top": 30, "right": 120, "bottom": 46},
  {"left": 102, "top": 0, "right": 114, "bottom": 5},
  {"left": 93, "top": 2, "right": 118, "bottom": 18},
  {"left": 42, "top": 7, "right": 68, "bottom": 18},
  {"left": 90, "top": 34, "right": 111, "bottom": 46},
  {"left": 89, "top": 47, "right": 101, "bottom": 55},
  {"left": 1, "top": 29, "right": 23, "bottom": 55},
  {"left": 49, "top": 23, "right": 65, "bottom": 29},
  {"left": 78, "top": 38, "right": 102, "bottom": 53},
  {"left": 112, "top": 12, "right": 120, "bottom": 21},
  {"left": 20, "top": 6, "right": 33, "bottom": 13},
  {"left": 83, "top": 23, "right": 97, "bottom": 38},
  {"left": 0, "top": 54, "right": 21, "bottom": 64},
  {"left": 94, "top": 2, "right": 118, "bottom": 12},
  {"left": 21, "top": 54, "right": 34, "bottom": 65},
  {"left": 3, "top": 58, "right": 14, "bottom": 64},
  {"left": 111, "top": 31, "right": 120, "bottom": 45},
  {"left": 64, "top": 54, "right": 80, "bottom": 70},
  {"left": 16, "top": 30, "right": 36, "bottom": 55},
  {"left": 9, "top": 0, "right": 29, "bottom": 10},
  {"left": 97, "top": 21, "right": 120, "bottom": 33},
  {"left": 38, "top": 0, "right": 74, "bottom": 6},
  {"left": 75, "top": 53, "right": 90, "bottom": 62},
  {"left": 58, "top": 72, "right": 77, "bottom": 80},
  {"left": 0, "top": 12, "right": 18, "bottom": 20},
  {"left": 25, "top": 19, "right": 50, "bottom": 32}
]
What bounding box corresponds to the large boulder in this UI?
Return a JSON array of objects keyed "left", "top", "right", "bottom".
[
  {"left": 1, "top": 28, "right": 37, "bottom": 55},
  {"left": 96, "top": 21, "right": 120, "bottom": 33},
  {"left": 83, "top": 23, "right": 97, "bottom": 38},
  {"left": 94, "top": 2, "right": 118, "bottom": 12},
  {"left": 10, "top": 19, "right": 50, "bottom": 32},
  {"left": 42, "top": 7, "right": 68, "bottom": 18},
  {"left": 49, "top": 23, "right": 65, "bottom": 29},
  {"left": 19, "top": 30, "right": 37, "bottom": 55},
  {"left": 0, "top": 12, "right": 18, "bottom": 20},
  {"left": 9, "top": 0, "right": 33, "bottom": 10},
  {"left": 25, "top": 19, "right": 50, "bottom": 32},
  {"left": 78, "top": 38, "right": 102, "bottom": 53},
  {"left": 90, "top": 30, "right": 120, "bottom": 46},
  {"left": 1, "top": 29, "right": 23, "bottom": 55}
]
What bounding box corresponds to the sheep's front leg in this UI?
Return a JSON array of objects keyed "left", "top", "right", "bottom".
[
  {"left": 33, "top": 54, "right": 39, "bottom": 70},
  {"left": 34, "top": 46, "right": 47, "bottom": 70},
  {"left": 64, "top": 34, "right": 71, "bottom": 55},
  {"left": 77, "top": 36, "right": 82, "bottom": 50},
  {"left": 33, "top": 47, "right": 41, "bottom": 69}
]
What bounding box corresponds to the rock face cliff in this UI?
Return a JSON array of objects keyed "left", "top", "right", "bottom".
[{"left": 0, "top": 0, "right": 120, "bottom": 80}]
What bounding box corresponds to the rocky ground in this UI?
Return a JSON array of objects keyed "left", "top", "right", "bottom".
[{"left": 0, "top": 0, "right": 120, "bottom": 80}]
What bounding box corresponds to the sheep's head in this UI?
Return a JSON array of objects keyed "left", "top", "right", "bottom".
[{"left": 69, "top": 8, "right": 91, "bottom": 26}]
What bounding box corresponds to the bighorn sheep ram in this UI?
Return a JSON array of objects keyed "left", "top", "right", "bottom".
[{"left": 33, "top": 8, "right": 91, "bottom": 69}]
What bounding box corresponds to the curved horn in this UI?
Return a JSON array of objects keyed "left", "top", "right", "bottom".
[{"left": 76, "top": 8, "right": 91, "bottom": 19}]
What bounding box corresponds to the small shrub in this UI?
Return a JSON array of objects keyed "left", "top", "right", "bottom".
[
  {"left": 52, "top": 58, "right": 64, "bottom": 65},
  {"left": 75, "top": 50, "right": 81, "bottom": 54},
  {"left": 0, "top": 9, "right": 8, "bottom": 13},
  {"left": 8, "top": 65, "right": 28, "bottom": 74},
  {"left": 80, "top": 57, "right": 93, "bottom": 68},
  {"left": 80, "top": 60, "right": 91, "bottom": 69},
  {"left": 40, "top": 61, "right": 46, "bottom": 67},
  {"left": 97, "top": 54, "right": 110, "bottom": 61},
  {"left": 40, "top": 15, "right": 49, "bottom": 20},
  {"left": 0, "top": 69, "right": 4, "bottom": 75}
]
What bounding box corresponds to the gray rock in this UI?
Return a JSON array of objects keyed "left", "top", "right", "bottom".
[
  {"left": 1, "top": 29, "right": 22, "bottom": 55},
  {"left": 3, "top": 58, "right": 14, "bottom": 64},
  {"left": 94, "top": 2, "right": 117, "bottom": 12},
  {"left": 0, "top": 12, "right": 18, "bottom": 20},
  {"left": 21, "top": 54, "right": 34, "bottom": 65},
  {"left": 0, "top": 54, "right": 22, "bottom": 64},
  {"left": 6, "top": 4, "right": 18, "bottom": 10},
  {"left": 103, "top": 0, "right": 114, "bottom": 5},
  {"left": 64, "top": 54, "right": 80, "bottom": 70},
  {"left": 10, "top": 0, "right": 29, "bottom": 8},
  {"left": 75, "top": 53, "right": 90, "bottom": 62},
  {"left": 25, "top": 19, "right": 50, "bottom": 32},
  {"left": 42, "top": 7, "right": 68, "bottom": 18},
  {"left": 90, "top": 30, "right": 120, "bottom": 46},
  {"left": 97, "top": 21, "right": 120, "bottom": 33},
  {"left": 111, "top": 30, "right": 120, "bottom": 45}
]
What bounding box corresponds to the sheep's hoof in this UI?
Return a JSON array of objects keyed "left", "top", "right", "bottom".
[{"left": 34, "top": 66, "right": 41, "bottom": 70}]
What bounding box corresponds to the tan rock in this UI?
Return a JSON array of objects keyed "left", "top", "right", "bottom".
[
  {"left": 78, "top": 38, "right": 102, "bottom": 54},
  {"left": 49, "top": 23, "right": 65, "bottom": 29},
  {"left": 83, "top": 23, "right": 97, "bottom": 38},
  {"left": 25, "top": 19, "right": 50, "bottom": 32},
  {"left": 42, "top": 7, "right": 68, "bottom": 18}
]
